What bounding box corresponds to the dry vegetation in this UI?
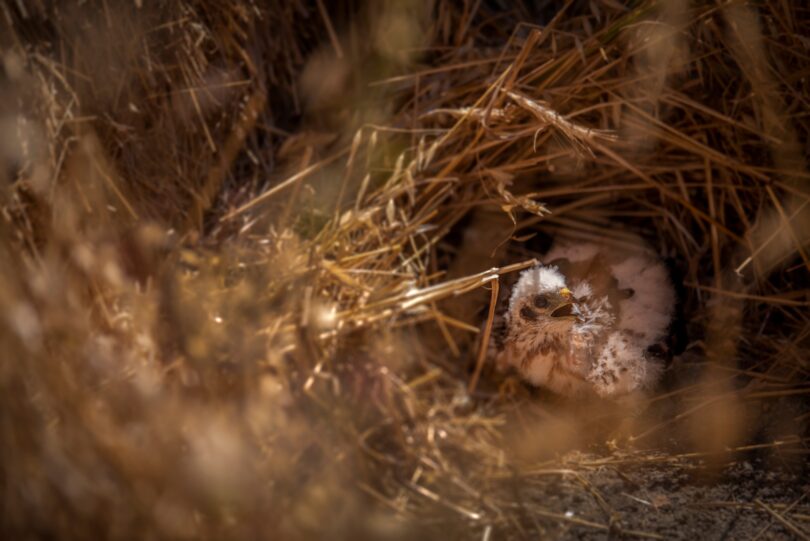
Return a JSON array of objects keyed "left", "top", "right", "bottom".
[{"left": 1, "top": 0, "right": 809, "bottom": 539}]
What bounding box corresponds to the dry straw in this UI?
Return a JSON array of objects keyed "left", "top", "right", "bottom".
[{"left": 0, "top": 0, "right": 808, "bottom": 538}]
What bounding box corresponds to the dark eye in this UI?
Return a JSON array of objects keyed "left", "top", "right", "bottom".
[
  {"left": 519, "top": 306, "right": 537, "bottom": 321},
  {"left": 533, "top": 295, "right": 549, "bottom": 309}
]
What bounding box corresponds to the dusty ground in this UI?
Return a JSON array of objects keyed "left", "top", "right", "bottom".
[{"left": 528, "top": 455, "right": 808, "bottom": 540}]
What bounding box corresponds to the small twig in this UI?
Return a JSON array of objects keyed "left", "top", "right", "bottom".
[
  {"left": 220, "top": 148, "right": 348, "bottom": 221},
  {"left": 755, "top": 499, "right": 810, "bottom": 540},
  {"left": 735, "top": 199, "right": 808, "bottom": 275},
  {"left": 752, "top": 493, "right": 808, "bottom": 540},
  {"left": 315, "top": 0, "right": 344, "bottom": 59},
  {"left": 405, "top": 482, "right": 482, "bottom": 521},
  {"left": 469, "top": 276, "right": 499, "bottom": 395},
  {"left": 530, "top": 509, "right": 663, "bottom": 540},
  {"left": 684, "top": 282, "right": 809, "bottom": 307}
]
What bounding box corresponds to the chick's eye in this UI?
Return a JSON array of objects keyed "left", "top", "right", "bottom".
[
  {"left": 533, "top": 294, "right": 549, "bottom": 308},
  {"left": 520, "top": 306, "right": 537, "bottom": 321}
]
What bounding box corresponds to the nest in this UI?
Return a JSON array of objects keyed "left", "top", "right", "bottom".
[{"left": 1, "top": 1, "right": 808, "bottom": 539}]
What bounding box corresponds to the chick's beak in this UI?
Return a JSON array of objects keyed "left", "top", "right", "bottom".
[
  {"left": 549, "top": 287, "right": 576, "bottom": 318},
  {"left": 550, "top": 302, "right": 574, "bottom": 318}
]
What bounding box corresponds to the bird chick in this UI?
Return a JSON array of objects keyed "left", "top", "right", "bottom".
[{"left": 495, "top": 241, "right": 675, "bottom": 398}]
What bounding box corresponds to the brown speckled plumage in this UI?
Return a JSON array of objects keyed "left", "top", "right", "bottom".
[{"left": 494, "top": 239, "right": 675, "bottom": 398}]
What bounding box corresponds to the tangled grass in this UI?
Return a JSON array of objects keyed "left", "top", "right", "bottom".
[{"left": 1, "top": 1, "right": 808, "bottom": 539}]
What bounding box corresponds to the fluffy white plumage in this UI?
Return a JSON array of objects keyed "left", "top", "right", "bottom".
[
  {"left": 496, "top": 238, "right": 675, "bottom": 398},
  {"left": 508, "top": 266, "right": 567, "bottom": 304}
]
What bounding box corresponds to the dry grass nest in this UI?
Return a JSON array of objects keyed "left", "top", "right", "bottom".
[{"left": 1, "top": 1, "right": 809, "bottom": 539}]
